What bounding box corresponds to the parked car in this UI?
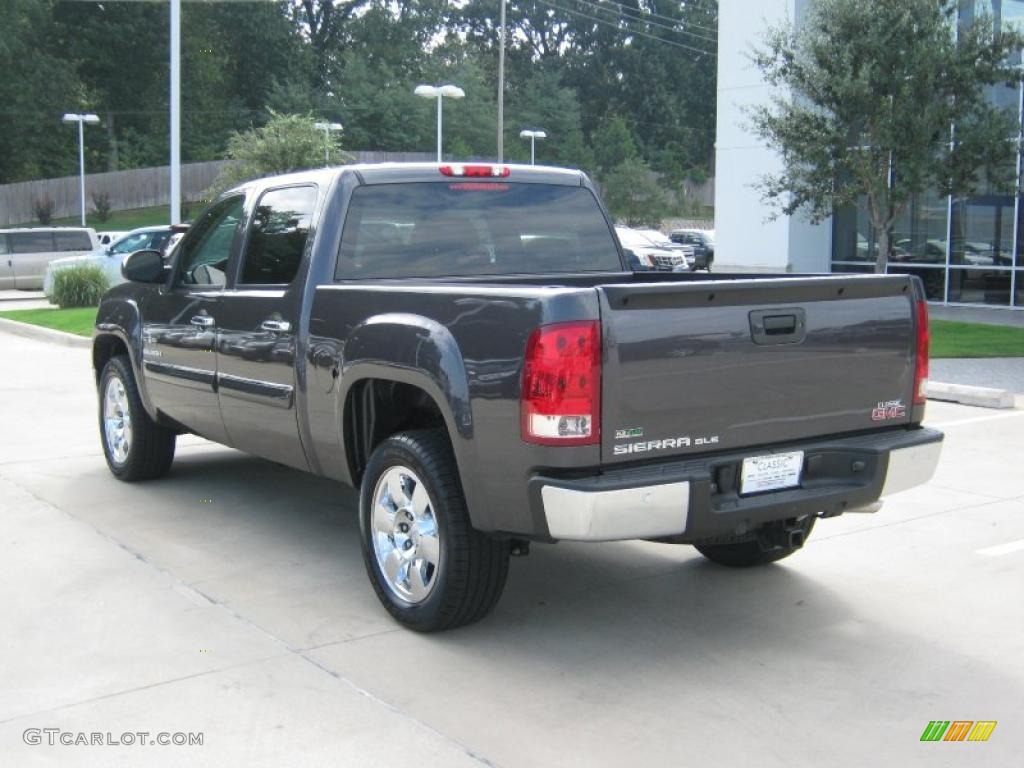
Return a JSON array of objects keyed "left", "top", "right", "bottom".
[
  {"left": 93, "top": 162, "right": 942, "bottom": 632},
  {"left": 44, "top": 226, "right": 173, "bottom": 298},
  {"left": 616, "top": 227, "right": 695, "bottom": 271},
  {"left": 0, "top": 227, "right": 99, "bottom": 290},
  {"left": 97, "top": 231, "right": 128, "bottom": 247},
  {"left": 669, "top": 228, "right": 715, "bottom": 271}
]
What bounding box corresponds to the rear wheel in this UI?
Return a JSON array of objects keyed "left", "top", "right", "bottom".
[
  {"left": 359, "top": 430, "right": 509, "bottom": 632},
  {"left": 695, "top": 516, "right": 815, "bottom": 567},
  {"left": 99, "top": 355, "right": 176, "bottom": 481}
]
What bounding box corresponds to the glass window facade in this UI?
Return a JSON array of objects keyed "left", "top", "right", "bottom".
[{"left": 831, "top": 0, "right": 1024, "bottom": 307}]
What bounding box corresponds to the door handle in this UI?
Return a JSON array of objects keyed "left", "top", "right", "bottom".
[
  {"left": 260, "top": 319, "right": 292, "bottom": 333},
  {"left": 190, "top": 315, "right": 215, "bottom": 328}
]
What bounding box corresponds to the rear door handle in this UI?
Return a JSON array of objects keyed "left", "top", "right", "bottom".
[
  {"left": 260, "top": 320, "right": 292, "bottom": 333},
  {"left": 190, "top": 315, "right": 215, "bottom": 328}
]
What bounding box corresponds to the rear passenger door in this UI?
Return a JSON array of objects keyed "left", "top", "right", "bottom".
[{"left": 216, "top": 184, "right": 318, "bottom": 470}]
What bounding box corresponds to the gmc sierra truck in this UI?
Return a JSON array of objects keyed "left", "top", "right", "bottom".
[{"left": 93, "top": 163, "right": 943, "bottom": 632}]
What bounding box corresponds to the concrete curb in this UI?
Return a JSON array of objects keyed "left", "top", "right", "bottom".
[
  {"left": 926, "top": 381, "right": 1016, "bottom": 409},
  {"left": 0, "top": 317, "right": 90, "bottom": 348}
]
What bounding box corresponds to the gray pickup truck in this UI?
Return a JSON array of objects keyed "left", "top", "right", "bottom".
[{"left": 93, "top": 163, "right": 943, "bottom": 631}]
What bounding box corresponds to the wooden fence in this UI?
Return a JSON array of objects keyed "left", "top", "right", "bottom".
[{"left": 0, "top": 152, "right": 436, "bottom": 227}]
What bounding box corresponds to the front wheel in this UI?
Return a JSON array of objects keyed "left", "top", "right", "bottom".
[
  {"left": 99, "top": 355, "right": 176, "bottom": 481},
  {"left": 359, "top": 430, "right": 510, "bottom": 632}
]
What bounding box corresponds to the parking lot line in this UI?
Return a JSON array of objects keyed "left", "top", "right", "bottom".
[
  {"left": 930, "top": 409, "right": 1024, "bottom": 429},
  {"left": 976, "top": 539, "right": 1024, "bottom": 557}
]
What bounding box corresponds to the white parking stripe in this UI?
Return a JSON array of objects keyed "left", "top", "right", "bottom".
[
  {"left": 930, "top": 410, "right": 1024, "bottom": 429},
  {"left": 977, "top": 539, "right": 1024, "bottom": 557}
]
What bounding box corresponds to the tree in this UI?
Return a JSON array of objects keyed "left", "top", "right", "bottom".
[
  {"left": 209, "top": 112, "right": 350, "bottom": 193},
  {"left": 601, "top": 158, "right": 672, "bottom": 226},
  {"left": 591, "top": 116, "right": 638, "bottom": 173},
  {"left": 749, "top": 0, "right": 1024, "bottom": 272}
]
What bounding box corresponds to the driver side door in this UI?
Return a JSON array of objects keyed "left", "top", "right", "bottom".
[{"left": 141, "top": 195, "right": 245, "bottom": 444}]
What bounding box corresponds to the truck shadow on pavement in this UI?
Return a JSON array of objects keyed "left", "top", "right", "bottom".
[
  {"left": 13, "top": 442, "right": 1017, "bottom": 732},
  {"left": 25, "top": 447, "right": 866, "bottom": 647}
]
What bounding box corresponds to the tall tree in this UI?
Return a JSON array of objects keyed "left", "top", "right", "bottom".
[
  {"left": 749, "top": 0, "right": 1024, "bottom": 272},
  {"left": 0, "top": 0, "right": 82, "bottom": 183}
]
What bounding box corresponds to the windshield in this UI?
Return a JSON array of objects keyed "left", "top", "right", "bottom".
[
  {"left": 110, "top": 231, "right": 157, "bottom": 254},
  {"left": 337, "top": 182, "right": 622, "bottom": 279}
]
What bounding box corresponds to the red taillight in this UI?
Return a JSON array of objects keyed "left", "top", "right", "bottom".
[
  {"left": 521, "top": 321, "right": 601, "bottom": 446},
  {"left": 439, "top": 164, "right": 511, "bottom": 178},
  {"left": 914, "top": 298, "right": 929, "bottom": 406}
]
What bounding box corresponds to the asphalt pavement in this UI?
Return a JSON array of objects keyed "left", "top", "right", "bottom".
[{"left": 1, "top": 329, "right": 1022, "bottom": 767}]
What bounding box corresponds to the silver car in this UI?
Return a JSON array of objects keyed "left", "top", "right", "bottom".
[{"left": 44, "top": 226, "right": 173, "bottom": 298}]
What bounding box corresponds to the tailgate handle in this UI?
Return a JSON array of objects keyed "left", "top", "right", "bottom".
[
  {"left": 749, "top": 308, "right": 806, "bottom": 345},
  {"left": 763, "top": 314, "right": 797, "bottom": 334}
]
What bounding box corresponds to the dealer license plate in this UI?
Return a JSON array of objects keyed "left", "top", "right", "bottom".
[{"left": 740, "top": 451, "right": 804, "bottom": 495}]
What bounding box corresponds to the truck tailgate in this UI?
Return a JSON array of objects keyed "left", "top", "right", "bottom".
[{"left": 599, "top": 275, "right": 918, "bottom": 465}]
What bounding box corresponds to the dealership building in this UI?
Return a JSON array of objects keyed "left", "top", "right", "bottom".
[{"left": 715, "top": 0, "right": 1024, "bottom": 308}]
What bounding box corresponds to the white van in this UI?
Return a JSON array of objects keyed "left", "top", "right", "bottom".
[{"left": 0, "top": 227, "right": 99, "bottom": 290}]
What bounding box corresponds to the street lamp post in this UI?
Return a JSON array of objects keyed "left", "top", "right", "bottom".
[
  {"left": 414, "top": 84, "right": 465, "bottom": 162},
  {"left": 62, "top": 113, "right": 101, "bottom": 226},
  {"left": 519, "top": 129, "right": 547, "bottom": 165},
  {"left": 313, "top": 122, "right": 343, "bottom": 166},
  {"left": 170, "top": 0, "right": 181, "bottom": 225}
]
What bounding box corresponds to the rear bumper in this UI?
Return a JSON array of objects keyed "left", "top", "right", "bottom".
[{"left": 529, "top": 427, "right": 943, "bottom": 542}]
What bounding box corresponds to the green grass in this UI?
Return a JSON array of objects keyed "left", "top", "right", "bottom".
[
  {"left": 0, "top": 307, "right": 97, "bottom": 337},
  {"left": 930, "top": 319, "right": 1024, "bottom": 358},
  {"left": 13, "top": 201, "right": 206, "bottom": 231}
]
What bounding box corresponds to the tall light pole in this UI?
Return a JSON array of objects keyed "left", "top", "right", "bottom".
[
  {"left": 414, "top": 84, "right": 465, "bottom": 162},
  {"left": 62, "top": 113, "right": 100, "bottom": 226},
  {"left": 313, "top": 122, "right": 343, "bottom": 166},
  {"left": 519, "top": 129, "right": 547, "bottom": 165},
  {"left": 498, "top": 0, "right": 506, "bottom": 162},
  {"left": 170, "top": 0, "right": 181, "bottom": 225}
]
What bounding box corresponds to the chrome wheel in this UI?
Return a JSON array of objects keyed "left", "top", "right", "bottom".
[
  {"left": 371, "top": 465, "right": 441, "bottom": 604},
  {"left": 103, "top": 375, "right": 132, "bottom": 465}
]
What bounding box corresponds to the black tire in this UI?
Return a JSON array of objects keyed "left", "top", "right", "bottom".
[
  {"left": 705, "top": 257, "right": 713, "bottom": 273},
  {"left": 99, "top": 355, "right": 176, "bottom": 481},
  {"left": 695, "top": 516, "right": 815, "bottom": 568},
  {"left": 359, "top": 429, "right": 509, "bottom": 632}
]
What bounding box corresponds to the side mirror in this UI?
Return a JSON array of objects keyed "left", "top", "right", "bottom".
[{"left": 122, "top": 249, "right": 166, "bottom": 283}]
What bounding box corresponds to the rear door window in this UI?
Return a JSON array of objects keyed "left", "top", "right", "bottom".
[
  {"left": 53, "top": 231, "right": 93, "bottom": 251},
  {"left": 11, "top": 232, "right": 55, "bottom": 253},
  {"left": 336, "top": 182, "right": 621, "bottom": 279},
  {"left": 239, "top": 185, "right": 317, "bottom": 285}
]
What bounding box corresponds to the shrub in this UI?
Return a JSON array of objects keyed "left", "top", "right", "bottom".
[
  {"left": 91, "top": 191, "right": 112, "bottom": 222},
  {"left": 51, "top": 264, "right": 109, "bottom": 308},
  {"left": 33, "top": 197, "right": 56, "bottom": 225}
]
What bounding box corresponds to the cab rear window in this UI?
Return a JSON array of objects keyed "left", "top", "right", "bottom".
[{"left": 336, "top": 182, "right": 621, "bottom": 279}]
